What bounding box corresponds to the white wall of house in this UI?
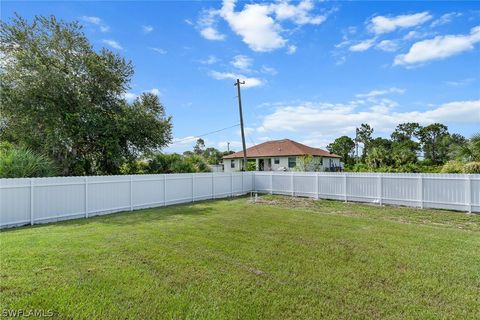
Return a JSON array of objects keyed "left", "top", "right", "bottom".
[{"left": 224, "top": 156, "right": 341, "bottom": 172}]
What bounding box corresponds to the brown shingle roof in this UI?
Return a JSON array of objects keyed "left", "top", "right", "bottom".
[{"left": 223, "top": 139, "right": 340, "bottom": 159}]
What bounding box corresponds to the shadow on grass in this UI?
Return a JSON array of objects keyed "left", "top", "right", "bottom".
[{"left": 0, "top": 198, "right": 234, "bottom": 232}]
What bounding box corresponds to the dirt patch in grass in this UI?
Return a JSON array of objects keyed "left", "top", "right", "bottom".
[{"left": 250, "top": 194, "right": 480, "bottom": 231}]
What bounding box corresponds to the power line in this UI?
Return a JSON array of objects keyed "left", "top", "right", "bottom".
[{"left": 170, "top": 124, "right": 240, "bottom": 145}]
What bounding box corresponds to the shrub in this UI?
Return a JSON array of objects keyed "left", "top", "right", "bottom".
[
  {"left": 463, "top": 162, "right": 480, "bottom": 174},
  {"left": 120, "top": 160, "right": 150, "bottom": 174},
  {"left": 347, "top": 163, "right": 369, "bottom": 172},
  {"left": 441, "top": 160, "right": 464, "bottom": 173},
  {"left": 184, "top": 154, "right": 211, "bottom": 173},
  {"left": 0, "top": 147, "right": 57, "bottom": 178}
]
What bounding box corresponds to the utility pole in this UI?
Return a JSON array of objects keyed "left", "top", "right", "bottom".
[
  {"left": 234, "top": 79, "right": 247, "bottom": 171},
  {"left": 227, "top": 142, "right": 230, "bottom": 152}
]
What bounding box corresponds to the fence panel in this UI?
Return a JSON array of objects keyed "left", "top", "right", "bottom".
[
  {"left": 381, "top": 174, "right": 419, "bottom": 207},
  {"left": 1, "top": 172, "right": 478, "bottom": 228},
  {"left": 132, "top": 175, "right": 165, "bottom": 209},
  {"left": 293, "top": 173, "right": 317, "bottom": 197},
  {"left": 254, "top": 172, "right": 479, "bottom": 213},
  {"left": 0, "top": 178, "right": 31, "bottom": 226},
  {"left": 317, "top": 173, "right": 344, "bottom": 201},
  {"left": 253, "top": 173, "right": 271, "bottom": 193},
  {"left": 271, "top": 173, "right": 292, "bottom": 195},
  {"left": 88, "top": 175, "right": 131, "bottom": 216},
  {"left": 33, "top": 177, "right": 86, "bottom": 223},
  {"left": 213, "top": 173, "right": 231, "bottom": 198}
]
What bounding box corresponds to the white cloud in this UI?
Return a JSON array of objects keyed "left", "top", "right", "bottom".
[
  {"left": 349, "top": 38, "right": 376, "bottom": 52},
  {"left": 257, "top": 99, "right": 480, "bottom": 139},
  {"left": 172, "top": 136, "right": 198, "bottom": 145},
  {"left": 394, "top": 26, "right": 480, "bottom": 66},
  {"left": 198, "top": 0, "right": 327, "bottom": 52},
  {"left": 184, "top": 19, "right": 194, "bottom": 25},
  {"left": 376, "top": 39, "right": 399, "bottom": 52},
  {"left": 209, "top": 71, "right": 264, "bottom": 88},
  {"left": 123, "top": 92, "right": 138, "bottom": 102},
  {"left": 431, "top": 12, "right": 462, "bottom": 27},
  {"left": 142, "top": 25, "right": 154, "bottom": 33},
  {"left": 260, "top": 65, "right": 278, "bottom": 75},
  {"left": 369, "top": 12, "right": 432, "bottom": 34},
  {"left": 198, "top": 9, "right": 226, "bottom": 41},
  {"left": 149, "top": 88, "right": 161, "bottom": 96},
  {"left": 80, "top": 16, "right": 110, "bottom": 32},
  {"left": 287, "top": 45, "right": 297, "bottom": 54},
  {"left": 200, "top": 55, "right": 219, "bottom": 64},
  {"left": 356, "top": 87, "right": 405, "bottom": 98},
  {"left": 123, "top": 88, "right": 160, "bottom": 101},
  {"left": 102, "top": 39, "right": 123, "bottom": 50},
  {"left": 220, "top": 0, "right": 286, "bottom": 52},
  {"left": 272, "top": 0, "right": 327, "bottom": 25},
  {"left": 150, "top": 47, "right": 167, "bottom": 54},
  {"left": 445, "top": 78, "right": 475, "bottom": 86},
  {"left": 230, "top": 55, "right": 252, "bottom": 71},
  {"left": 200, "top": 27, "right": 226, "bottom": 41}
]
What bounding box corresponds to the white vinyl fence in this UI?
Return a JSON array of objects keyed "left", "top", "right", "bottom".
[
  {"left": 254, "top": 172, "right": 479, "bottom": 213},
  {"left": 1, "top": 172, "right": 478, "bottom": 228},
  {"left": 0, "top": 172, "right": 254, "bottom": 228}
]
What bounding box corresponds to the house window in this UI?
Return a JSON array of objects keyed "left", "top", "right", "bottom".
[
  {"left": 288, "top": 157, "right": 296, "bottom": 168},
  {"left": 274, "top": 158, "right": 280, "bottom": 165},
  {"left": 230, "top": 160, "right": 235, "bottom": 168}
]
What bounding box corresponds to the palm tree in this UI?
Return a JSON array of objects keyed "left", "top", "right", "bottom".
[{"left": 458, "top": 133, "right": 480, "bottom": 162}]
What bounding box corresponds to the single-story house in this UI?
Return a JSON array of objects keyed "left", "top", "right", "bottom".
[{"left": 223, "top": 139, "right": 341, "bottom": 172}]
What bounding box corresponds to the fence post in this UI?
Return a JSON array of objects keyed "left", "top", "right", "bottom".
[
  {"left": 130, "top": 175, "right": 133, "bottom": 211},
  {"left": 418, "top": 174, "right": 424, "bottom": 209},
  {"left": 466, "top": 175, "right": 472, "bottom": 213},
  {"left": 270, "top": 173, "right": 273, "bottom": 194},
  {"left": 85, "top": 176, "right": 89, "bottom": 218},
  {"left": 343, "top": 173, "right": 347, "bottom": 203},
  {"left": 291, "top": 172, "right": 294, "bottom": 196},
  {"left": 315, "top": 173, "right": 319, "bottom": 200},
  {"left": 163, "top": 175, "right": 167, "bottom": 206},
  {"left": 212, "top": 172, "right": 215, "bottom": 199},
  {"left": 192, "top": 174, "right": 195, "bottom": 202},
  {"left": 230, "top": 172, "right": 233, "bottom": 197},
  {"left": 30, "top": 179, "right": 34, "bottom": 225},
  {"left": 378, "top": 173, "right": 383, "bottom": 206},
  {"left": 242, "top": 172, "right": 245, "bottom": 193}
]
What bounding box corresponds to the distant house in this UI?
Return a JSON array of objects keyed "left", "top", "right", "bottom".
[{"left": 223, "top": 139, "right": 341, "bottom": 172}]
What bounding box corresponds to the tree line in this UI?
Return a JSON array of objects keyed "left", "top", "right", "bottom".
[
  {"left": 0, "top": 15, "right": 236, "bottom": 178},
  {"left": 1, "top": 14, "right": 478, "bottom": 177},
  {"left": 326, "top": 123, "right": 480, "bottom": 173}
]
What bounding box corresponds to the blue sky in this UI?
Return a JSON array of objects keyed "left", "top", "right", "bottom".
[{"left": 2, "top": 1, "right": 480, "bottom": 153}]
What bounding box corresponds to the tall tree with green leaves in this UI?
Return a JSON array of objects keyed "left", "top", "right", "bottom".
[
  {"left": 390, "top": 123, "right": 421, "bottom": 166},
  {"left": 355, "top": 123, "right": 373, "bottom": 160},
  {"left": 0, "top": 15, "right": 172, "bottom": 175},
  {"left": 193, "top": 138, "right": 205, "bottom": 155},
  {"left": 327, "top": 136, "right": 355, "bottom": 165},
  {"left": 391, "top": 123, "right": 421, "bottom": 142},
  {"left": 417, "top": 123, "right": 450, "bottom": 164},
  {"left": 365, "top": 138, "right": 392, "bottom": 168}
]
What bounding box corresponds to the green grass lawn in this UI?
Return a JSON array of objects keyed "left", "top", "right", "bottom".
[{"left": 1, "top": 196, "right": 479, "bottom": 319}]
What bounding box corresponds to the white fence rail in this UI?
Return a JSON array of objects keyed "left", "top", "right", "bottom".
[
  {"left": 254, "top": 172, "right": 479, "bottom": 213},
  {"left": 0, "top": 172, "right": 254, "bottom": 228},
  {"left": 1, "top": 172, "right": 478, "bottom": 228}
]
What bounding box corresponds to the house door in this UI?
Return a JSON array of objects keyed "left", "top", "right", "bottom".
[{"left": 259, "top": 159, "right": 265, "bottom": 171}]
